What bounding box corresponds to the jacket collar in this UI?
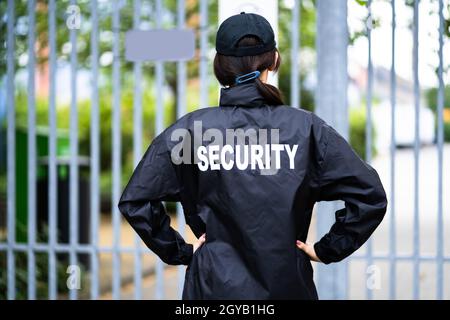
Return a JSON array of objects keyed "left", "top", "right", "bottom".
[{"left": 219, "top": 82, "right": 267, "bottom": 107}]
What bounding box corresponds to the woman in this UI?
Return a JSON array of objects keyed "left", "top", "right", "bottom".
[{"left": 118, "top": 12, "right": 387, "bottom": 300}]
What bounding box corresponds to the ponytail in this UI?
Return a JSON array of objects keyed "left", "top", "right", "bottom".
[{"left": 255, "top": 78, "right": 284, "bottom": 106}]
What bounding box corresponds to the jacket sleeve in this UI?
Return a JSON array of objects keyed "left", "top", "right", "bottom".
[
  {"left": 118, "top": 133, "right": 193, "bottom": 266},
  {"left": 312, "top": 116, "right": 388, "bottom": 264}
]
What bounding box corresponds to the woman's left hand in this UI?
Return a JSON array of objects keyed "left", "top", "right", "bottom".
[
  {"left": 193, "top": 233, "right": 206, "bottom": 253},
  {"left": 296, "top": 240, "right": 321, "bottom": 262}
]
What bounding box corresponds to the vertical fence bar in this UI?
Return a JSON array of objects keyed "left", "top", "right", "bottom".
[
  {"left": 69, "top": 0, "right": 79, "bottom": 301},
  {"left": 111, "top": 0, "right": 122, "bottom": 300},
  {"left": 412, "top": 0, "right": 420, "bottom": 300},
  {"left": 199, "top": 0, "right": 209, "bottom": 108},
  {"left": 389, "top": 0, "right": 397, "bottom": 301},
  {"left": 315, "top": 0, "right": 348, "bottom": 299},
  {"left": 90, "top": 0, "right": 100, "bottom": 300},
  {"left": 291, "top": 0, "right": 300, "bottom": 108},
  {"left": 365, "top": 0, "right": 374, "bottom": 300},
  {"left": 6, "top": 0, "right": 16, "bottom": 301},
  {"left": 176, "top": 0, "right": 187, "bottom": 298},
  {"left": 68, "top": 0, "right": 79, "bottom": 300},
  {"left": 27, "top": 0, "right": 37, "bottom": 300},
  {"left": 48, "top": 0, "right": 58, "bottom": 300},
  {"left": 132, "top": 0, "right": 143, "bottom": 300},
  {"left": 436, "top": 0, "right": 444, "bottom": 301},
  {"left": 154, "top": 0, "right": 165, "bottom": 300},
  {"left": 155, "top": 0, "right": 164, "bottom": 137}
]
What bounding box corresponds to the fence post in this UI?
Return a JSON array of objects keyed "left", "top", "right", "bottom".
[
  {"left": 48, "top": 0, "right": 58, "bottom": 300},
  {"left": 176, "top": 0, "right": 187, "bottom": 298},
  {"left": 111, "top": 0, "right": 122, "bottom": 300},
  {"left": 436, "top": 0, "right": 445, "bottom": 301},
  {"left": 199, "top": 0, "right": 209, "bottom": 108},
  {"left": 315, "top": 0, "right": 349, "bottom": 300},
  {"left": 154, "top": 0, "right": 167, "bottom": 301},
  {"left": 90, "top": 0, "right": 100, "bottom": 300},
  {"left": 27, "top": 0, "right": 37, "bottom": 300},
  {"left": 412, "top": 0, "right": 421, "bottom": 300},
  {"left": 389, "top": 0, "right": 397, "bottom": 301},
  {"left": 291, "top": 0, "right": 301, "bottom": 109},
  {"left": 365, "top": 0, "right": 374, "bottom": 300},
  {"left": 132, "top": 0, "right": 144, "bottom": 300},
  {"left": 6, "top": 0, "right": 16, "bottom": 301}
]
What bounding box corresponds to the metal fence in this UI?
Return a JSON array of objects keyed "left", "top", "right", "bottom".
[
  {"left": 345, "top": 0, "right": 448, "bottom": 300},
  {"left": 1, "top": 0, "right": 448, "bottom": 300}
]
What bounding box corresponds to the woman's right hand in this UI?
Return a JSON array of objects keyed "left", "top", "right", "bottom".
[
  {"left": 193, "top": 233, "right": 206, "bottom": 253},
  {"left": 296, "top": 240, "right": 321, "bottom": 262}
]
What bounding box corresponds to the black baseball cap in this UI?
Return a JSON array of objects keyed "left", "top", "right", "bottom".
[{"left": 215, "top": 12, "right": 276, "bottom": 57}]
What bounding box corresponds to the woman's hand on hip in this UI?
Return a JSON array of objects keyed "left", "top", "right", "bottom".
[
  {"left": 296, "top": 240, "right": 322, "bottom": 262},
  {"left": 193, "top": 233, "right": 206, "bottom": 253}
]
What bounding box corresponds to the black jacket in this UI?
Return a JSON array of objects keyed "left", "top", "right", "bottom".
[{"left": 118, "top": 81, "right": 388, "bottom": 300}]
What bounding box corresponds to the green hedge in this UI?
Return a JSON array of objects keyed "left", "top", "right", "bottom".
[
  {"left": 425, "top": 86, "right": 450, "bottom": 142},
  {"left": 349, "top": 107, "right": 377, "bottom": 161}
]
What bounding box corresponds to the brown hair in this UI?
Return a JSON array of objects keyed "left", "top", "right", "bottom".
[{"left": 213, "top": 36, "right": 284, "bottom": 106}]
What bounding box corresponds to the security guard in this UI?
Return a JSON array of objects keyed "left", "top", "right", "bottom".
[{"left": 119, "top": 12, "right": 387, "bottom": 300}]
